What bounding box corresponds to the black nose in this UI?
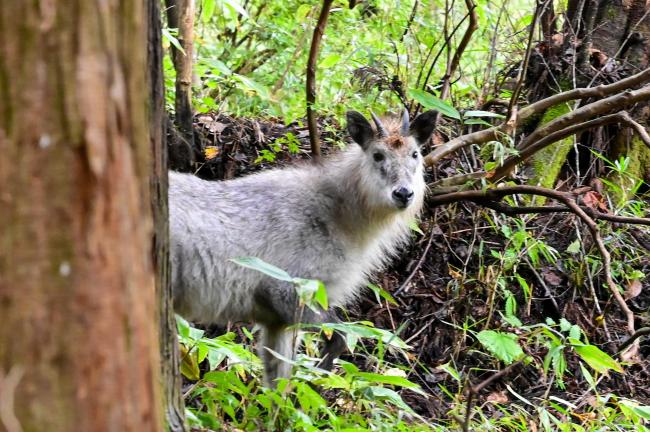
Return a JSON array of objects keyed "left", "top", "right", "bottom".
[{"left": 392, "top": 187, "right": 414, "bottom": 207}]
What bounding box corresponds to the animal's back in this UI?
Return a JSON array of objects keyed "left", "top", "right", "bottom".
[{"left": 169, "top": 166, "right": 361, "bottom": 325}]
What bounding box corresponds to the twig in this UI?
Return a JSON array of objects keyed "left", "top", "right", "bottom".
[
  {"left": 400, "top": 0, "right": 419, "bottom": 42},
  {"left": 306, "top": 0, "right": 334, "bottom": 163},
  {"left": 395, "top": 220, "right": 439, "bottom": 296},
  {"left": 507, "top": 0, "right": 544, "bottom": 117},
  {"left": 429, "top": 185, "right": 637, "bottom": 338},
  {"left": 617, "top": 327, "right": 650, "bottom": 356},
  {"left": 461, "top": 360, "right": 523, "bottom": 432}
]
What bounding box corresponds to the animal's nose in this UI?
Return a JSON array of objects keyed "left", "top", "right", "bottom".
[{"left": 392, "top": 187, "right": 414, "bottom": 207}]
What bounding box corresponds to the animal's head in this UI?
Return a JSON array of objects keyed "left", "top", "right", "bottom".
[{"left": 346, "top": 109, "right": 436, "bottom": 212}]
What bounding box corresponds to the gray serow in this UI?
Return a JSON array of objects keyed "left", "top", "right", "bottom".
[{"left": 169, "top": 109, "right": 437, "bottom": 385}]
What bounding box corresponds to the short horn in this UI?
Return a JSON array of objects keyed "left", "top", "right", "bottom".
[
  {"left": 370, "top": 111, "right": 388, "bottom": 138},
  {"left": 400, "top": 109, "right": 410, "bottom": 136}
]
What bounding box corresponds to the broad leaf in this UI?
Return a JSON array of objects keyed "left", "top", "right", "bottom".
[
  {"left": 477, "top": 330, "right": 524, "bottom": 364},
  {"left": 408, "top": 89, "right": 460, "bottom": 120},
  {"left": 572, "top": 342, "right": 623, "bottom": 374}
]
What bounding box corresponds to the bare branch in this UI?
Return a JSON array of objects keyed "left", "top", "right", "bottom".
[
  {"left": 429, "top": 185, "right": 638, "bottom": 338},
  {"left": 424, "top": 81, "right": 650, "bottom": 166}
]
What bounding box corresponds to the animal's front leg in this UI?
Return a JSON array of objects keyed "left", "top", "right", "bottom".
[{"left": 259, "top": 325, "right": 297, "bottom": 386}]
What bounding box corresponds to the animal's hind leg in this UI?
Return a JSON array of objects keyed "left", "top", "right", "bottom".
[{"left": 259, "top": 325, "right": 297, "bottom": 386}]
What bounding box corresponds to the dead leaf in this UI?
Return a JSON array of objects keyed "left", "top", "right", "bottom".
[
  {"left": 582, "top": 191, "right": 608, "bottom": 212},
  {"left": 542, "top": 269, "right": 563, "bottom": 286},
  {"left": 624, "top": 279, "right": 642, "bottom": 300},
  {"left": 486, "top": 390, "right": 509, "bottom": 404},
  {"left": 204, "top": 146, "right": 220, "bottom": 160}
]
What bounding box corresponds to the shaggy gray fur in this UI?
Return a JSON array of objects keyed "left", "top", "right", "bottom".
[{"left": 169, "top": 110, "right": 436, "bottom": 385}]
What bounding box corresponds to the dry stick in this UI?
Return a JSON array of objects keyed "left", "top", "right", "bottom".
[
  {"left": 425, "top": 76, "right": 650, "bottom": 166},
  {"left": 431, "top": 108, "right": 650, "bottom": 189},
  {"left": 617, "top": 327, "right": 650, "bottom": 356},
  {"left": 479, "top": 1, "right": 507, "bottom": 104},
  {"left": 306, "top": 0, "right": 334, "bottom": 163},
  {"left": 507, "top": 0, "right": 543, "bottom": 118},
  {"left": 400, "top": 0, "right": 420, "bottom": 42},
  {"left": 461, "top": 360, "right": 523, "bottom": 432},
  {"left": 471, "top": 200, "right": 650, "bottom": 226},
  {"left": 493, "top": 112, "right": 630, "bottom": 181},
  {"left": 517, "top": 85, "right": 650, "bottom": 151},
  {"left": 439, "top": 0, "right": 478, "bottom": 101},
  {"left": 429, "top": 185, "right": 637, "bottom": 339},
  {"left": 496, "top": 110, "right": 650, "bottom": 179},
  {"left": 395, "top": 220, "right": 438, "bottom": 296}
]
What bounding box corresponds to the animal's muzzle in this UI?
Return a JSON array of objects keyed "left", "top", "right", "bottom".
[{"left": 392, "top": 187, "right": 414, "bottom": 208}]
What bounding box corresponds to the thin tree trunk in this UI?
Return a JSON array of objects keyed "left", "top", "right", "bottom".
[
  {"left": 0, "top": 1, "right": 162, "bottom": 431},
  {"left": 166, "top": 0, "right": 195, "bottom": 141},
  {"left": 306, "top": 0, "right": 334, "bottom": 163},
  {"left": 147, "top": 0, "right": 186, "bottom": 430}
]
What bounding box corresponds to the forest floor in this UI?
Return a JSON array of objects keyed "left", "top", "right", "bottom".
[{"left": 177, "top": 112, "right": 650, "bottom": 426}]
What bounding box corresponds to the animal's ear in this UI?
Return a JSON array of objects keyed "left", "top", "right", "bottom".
[
  {"left": 346, "top": 111, "right": 375, "bottom": 149},
  {"left": 409, "top": 110, "right": 437, "bottom": 145}
]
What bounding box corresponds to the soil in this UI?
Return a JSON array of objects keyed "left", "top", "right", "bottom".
[{"left": 175, "top": 112, "right": 650, "bottom": 421}]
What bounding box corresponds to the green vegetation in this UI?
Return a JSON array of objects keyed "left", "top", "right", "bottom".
[{"left": 165, "top": 0, "right": 650, "bottom": 430}]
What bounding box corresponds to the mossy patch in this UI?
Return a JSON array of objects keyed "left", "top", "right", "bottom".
[{"left": 529, "top": 102, "right": 573, "bottom": 204}]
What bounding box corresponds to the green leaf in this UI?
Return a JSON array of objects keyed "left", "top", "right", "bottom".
[
  {"left": 222, "top": 0, "right": 249, "bottom": 18},
  {"left": 162, "top": 28, "right": 186, "bottom": 55},
  {"left": 362, "top": 386, "right": 413, "bottom": 412},
  {"left": 408, "top": 219, "right": 424, "bottom": 235},
  {"left": 464, "top": 110, "right": 506, "bottom": 119},
  {"left": 367, "top": 283, "right": 398, "bottom": 305},
  {"left": 436, "top": 362, "right": 461, "bottom": 382},
  {"left": 320, "top": 54, "right": 341, "bottom": 68},
  {"left": 477, "top": 330, "right": 524, "bottom": 364},
  {"left": 354, "top": 372, "right": 423, "bottom": 392},
  {"left": 408, "top": 89, "right": 460, "bottom": 120},
  {"left": 230, "top": 256, "right": 293, "bottom": 282},
  {"left": 572, "top": 342, "right": 623, "bottom": 374},
  {"left": 566, "top": 239, "right": 581, "bottom": 254},
  {"left": 233, "top": 74, "right": 270, "bottom": 99},
  {"left": 201, "top": 0, "right": 216, "bottom": 22},
  {"left": 464, "top": 118, "right": 493, "bottom": 126},
  {"left": 176, "top": 314, "right": 191, "bottom": 339}
]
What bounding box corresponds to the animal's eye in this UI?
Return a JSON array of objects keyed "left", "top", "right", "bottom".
[
  {"left": 373, "top": 152, "right": 385, "bottom": 162},
  {"left": 412, "top": 151, "right": 419, "bottom": 159}
]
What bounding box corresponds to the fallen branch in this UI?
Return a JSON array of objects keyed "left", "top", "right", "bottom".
[
  {"left": 461, "top": 360, "right": 523, "bottom": 432},
  {"left": 424, "top": 68, "right": 650, "bottom": 166},
  {"left": 474, "top": 200, "right": 650, "bottom": 226},
  {"left": 429, "top": 185, "right": 638, "bottom": 339},
  {"left": 493, "top": 111, "right": 641, "bottom": 181},
  {"left": 617, "top": 327, "right": 650, "bottom": 356}
]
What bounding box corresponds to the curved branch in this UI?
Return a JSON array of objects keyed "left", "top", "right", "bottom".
[
  {"left": 424, "top": 83, "right": 650, "bottom": 167},
  {"left": 429, "top": 185, "right": 637, "bottom": 338},
  {"left": 306, "top": 0, "right": 334, "bottom": 163},
  {"left": 518, "top": 67, "right": 650, "bottom": 122}
]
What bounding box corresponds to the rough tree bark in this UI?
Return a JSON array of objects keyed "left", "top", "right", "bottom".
[
  {"left": 0, "top": 1, "right": 162, "bottom": 431},
  {"left": 165, "top": 0, "right": 195, "bottom": 142},
  {"left": 147, "top": 0, "right": 186, "bottom": 430}
]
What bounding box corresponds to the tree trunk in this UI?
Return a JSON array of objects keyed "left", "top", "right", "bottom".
[
  {"left": 0, "top": 1, "right": 162, "bottom": 431},
  {"left": 526, "top": 0, "right": 650, "bottom": 187},
  {"left": 165, "top": 0, "right": 195, "bottom": 142},
  {"left": 147, "top": 0, "right": 186, "bottom": 430}
]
